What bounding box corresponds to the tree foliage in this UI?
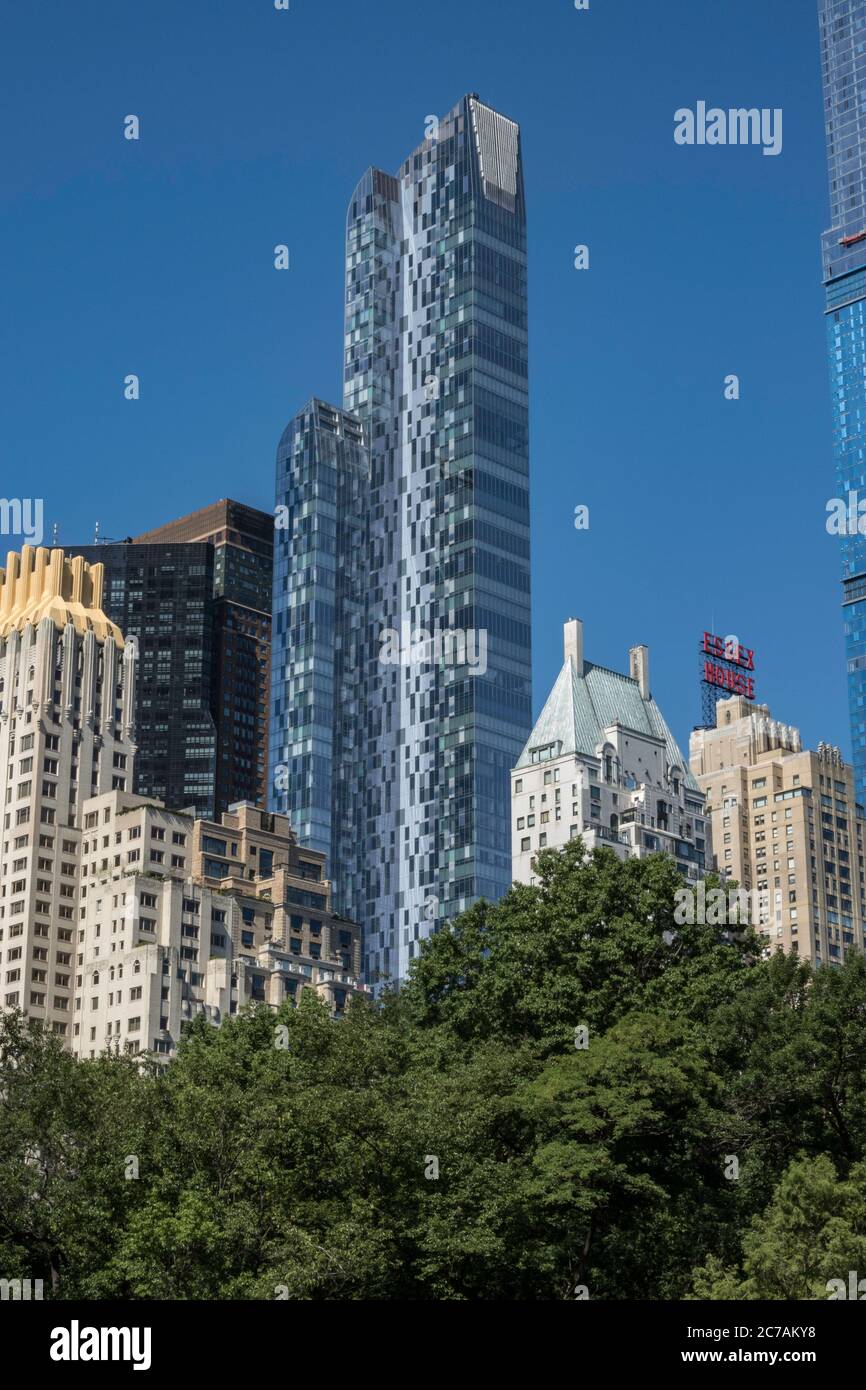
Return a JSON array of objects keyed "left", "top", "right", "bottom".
[{"left": 2, "top": 844, "right": 865, "bottom": 1299}]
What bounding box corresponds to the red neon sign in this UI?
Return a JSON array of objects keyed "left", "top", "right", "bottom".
[
  {"left": 703, "top": 661, "right": 755, "bottom": 700},
  {"left": 702, "top": 631, "right": 755, "bottom": 671}
]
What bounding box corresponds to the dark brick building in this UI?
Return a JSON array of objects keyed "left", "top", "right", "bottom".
[{"left": 73, "top": 499, "right": 273, "bottom": 818}]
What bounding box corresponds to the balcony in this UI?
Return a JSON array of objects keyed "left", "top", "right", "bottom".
[{"left": 588, "top": 824, "right": 630, "bottom": 847}]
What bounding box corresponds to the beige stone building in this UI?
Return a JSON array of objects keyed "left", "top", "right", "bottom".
[
  {"left": 511, "top": 620, "right": 709, "bottom": 886},
  {"left": 74, "top": 792, "right": 368, "bottom": 1061},
  {"left": 0, "top": 545, "right": 367, "bottom": 1062},
  {"left": 0, "top": 546, "right": 137, "bottom": 1042},
  {"left": 690, "top": 696, "right": 866, "bottom": 964}
]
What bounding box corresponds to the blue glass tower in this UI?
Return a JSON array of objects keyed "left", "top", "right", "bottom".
[
  {"left": 820, "top": 0, "right": 866, "bottom": 801},
  {"left": 270, "top": 99, "right": 532, "bottom": 986},
  {"left": 343, "top": 95, "right": 532, "bottom": 984},
  {"left": 270, "top": 400, "right": 369, "bottom": 924}
]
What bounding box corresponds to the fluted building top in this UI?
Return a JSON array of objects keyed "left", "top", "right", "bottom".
[{"left": 0, "top": 546, "right": 124, "bottom": 646}]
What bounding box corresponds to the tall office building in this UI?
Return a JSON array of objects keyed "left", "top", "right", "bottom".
[
  {"left": 75, "top": 499, "right": 273, "bottom": 819},
  {"left": 819, "top": 0, "right": 866, "bottom": 801},
  {"left": 270, "top": 400, "right": 369, "bottom": 924},
  {"left": 341, "top": 94, "right": 532, "bottom": 983},
  {"left": 690, "top": 695, "right": 866, "bottom": 966},
  {"left": 135, "top": 500, "right": 273, "bottom": 812},
  {"left": 0, "top": 546, "right": 137, "bottom": 1040},
  {"left": 73, "top": 541, "right": 218, "bottom": 817}
]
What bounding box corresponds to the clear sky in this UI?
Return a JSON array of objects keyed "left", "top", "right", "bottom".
[{"left": 0, "top": 0, "right": 840, "bottom": 763}]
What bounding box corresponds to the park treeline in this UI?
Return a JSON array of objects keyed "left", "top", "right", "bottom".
[{"left": 3, "top": 839, "right": 866, "bottom": 1301}]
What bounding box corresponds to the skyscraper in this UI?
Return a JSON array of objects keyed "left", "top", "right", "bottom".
[
  {"left": 0, "top": 546, "right": 137, "bottom": 1040},
  {"left": 270, "top": 399, "right": 369, "bottom": 924},
  {"left": 72, "top": 540, "right": 219, "bottom": 817},
  {"left": 271, "top": 96, "right": 532, "bottom": 986},
  {"left": 344, "top": 94, "right": 532, "bottom": 984},
  {"left": 74, "top": 499, "right": 273, "bottom": 819},
  {"left": 819, "top": 0, "right": 866, "bottom": 801},
  {"left": 135, "top": 500, "right": 273, "bottom": 813}
]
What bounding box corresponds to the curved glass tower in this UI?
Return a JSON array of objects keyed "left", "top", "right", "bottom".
[{"left": 820, "top": 0, "right": 866, "bottom": 803}]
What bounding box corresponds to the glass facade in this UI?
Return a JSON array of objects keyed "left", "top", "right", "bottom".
[
  {"left": 820, "top": 0, "right": 866, "bottom": 801},
  {"left": 343, "top": 94, "right": 532, "bottom": 984},
  {"left": 73, "top": 542, "right": 219, "bottom": 816},
  {"left": 269, "top": 97, "right": 532, "bottom": 987},
  {"left": 269, "top": 400, "right": 369, "bottom": 924},
  {"left": 133, "top": 500, "right": 274, "bottom": 814}
]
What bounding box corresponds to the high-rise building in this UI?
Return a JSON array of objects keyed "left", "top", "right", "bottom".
[
  {"left": 73, "top": 541, "right": 219, "bottom": 817},
  {"left": 341, "top": 94, "right": 532, "bottom": 984},
  {"left": 74, "top": 499, "right": 273, "bottom": 819},
  {"left": 511, "top": 620, "right": 708, "bottom": 886},
  {"left": 0, "top": 546, "right": 138, "bottom": 1041},
  {"left": 74, "top": 792, "right": 368, "bottom": 1063},
  {"left": 690, "top": 694, "right": 866, "bottom": 965},
  {"left": 135, "top": 500, "right": 273, "bottom": 813},
  {"left": 270, "top": 400, "right": 369, "bottom": 924},
  {"left": 819, "top": 0, "right": 866, "bottom": 801}
]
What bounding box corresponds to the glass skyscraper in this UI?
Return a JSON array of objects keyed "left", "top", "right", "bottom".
[
  {"left": 270, "top": 399, "right": 369, "bottom": 925},
  {"left": 271, "top": 95, "right": 532, "bottom": 987},
  {"left": 345, "top": 93, "right": 532, "bottom": 983},
  {"left": 820, "top": 0, "right": 866, "bottom": 801},
  {"left": 134, "top": 500, "right": 274, "bottom": 814},
  {"left": 73, "top": 541, "right": 219, "bottom": 816}
]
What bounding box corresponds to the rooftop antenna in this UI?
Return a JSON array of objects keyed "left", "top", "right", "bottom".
[
  {"left": 93, "top": 520, "right": 101, "bottom": 544},
  {"left": 51, "top": 522, "right": 59, "bottom": 547}
]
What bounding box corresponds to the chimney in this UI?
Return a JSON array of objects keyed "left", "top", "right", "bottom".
[
  {"left": 629, "top": 644, "right": 650, "bottom": 700},
  {"left": 564, "top": 618, "right": 583, "bottom": 676}
]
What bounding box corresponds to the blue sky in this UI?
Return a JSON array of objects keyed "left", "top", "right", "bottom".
[{"left": 0, "top": 0, "right": 840, "bottom": 762}]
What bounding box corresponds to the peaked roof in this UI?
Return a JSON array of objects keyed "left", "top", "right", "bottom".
[{"left": 516, "top": 658, "right": 699, "bottom": 790}]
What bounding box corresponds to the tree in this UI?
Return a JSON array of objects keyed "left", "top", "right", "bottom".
[{"left": 690, "top": 1155, "right": 866, "bottom": 1300}]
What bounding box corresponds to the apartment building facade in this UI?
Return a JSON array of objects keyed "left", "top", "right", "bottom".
[
  {"left": 690, "top": 695, "right": 866, "bottom": 964},
  {"left": 73, "top": 793, "right": 367, "bottom": 1062},
  {"left": 0, "top": 546, "right": 137, "bottom": 1042},
  {"left": 511, "top": 620, "right": 708, "bottom": 886}
]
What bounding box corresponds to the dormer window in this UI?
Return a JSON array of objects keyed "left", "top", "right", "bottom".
[{"left": 530, "top": 741, "right": 561, "bottom": 765}]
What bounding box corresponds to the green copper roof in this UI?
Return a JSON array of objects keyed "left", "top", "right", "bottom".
[{"left": 516, "top": 658, "right": 699, "bottom": 791}]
